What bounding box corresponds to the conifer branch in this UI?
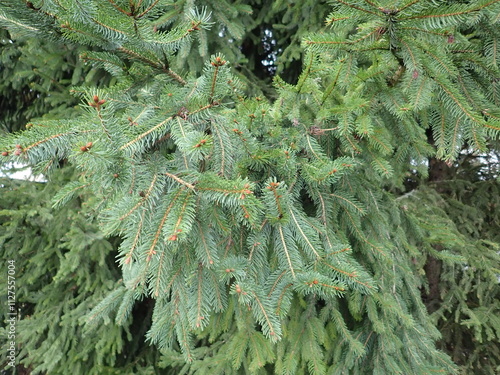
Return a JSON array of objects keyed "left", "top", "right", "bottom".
[
  {"left": 146, "top": 189, "right": 184, "bottom": 261},
  {"left": 210, "top": 122, "right": 226, "bottom": 175},
  {"left": 106, "top": 0, "right": 130, "bottom": 16},
  {"left": 251, "top": 291, "right": 278, "bottom": 339},
  {"left": 321, "top": 261, "right": 356, "bottom": 278},
  {"left": 321, "top": 62, "right": 343, "bottom": 105},
  {"left": 175, "top": 313, "right": 194, "bottom": 362},
  {"left": 278, "top": 225, "right": 296, "bottom": 278},
  {"left": 136, "top": 0, "right": 160, "bottom": 19},
  {"left": 334, "top": 0, "right": 381, "bottom": 16},
  {"left": 165, "top": 266, "right": 183, "bottom": 295},
  {"left": 119, "top": 116, "right": 172, "bottom": 150},
  {"left": 361, "top": 0, "right": 379, "bottom": 8},
  {"left": 288, "top": 209, "right": 321, "bottom": 258},
  {"left": 342, "top": 208, "right": 386, "bottom": 256},
  {"left": 119, "top": 174, "right": 158, "bottom": 221},
  {"left": 92, "top": 18, "right": 128, "bottom": 37},
  {"left": 152, "top": 250, "right": 167, "bottom": 297},
  {"left": 248, "top": 240, "right": 261, "bottom": 263},
  {"left": 397, "top": 0, "right": 421, "bottom": 13},
  {"left": 165, "top": 172, "right": 195, "bottom": 190},
  {"left": 116, "top": 46, "right": 162, "bottom": 70},
  {"left": 369, "top": 133, "right": 392, "bottom": 154},
  {"left": 400, "top": 27, "right": 450, "bottom": 37},
  {"left": 306, "top": 136, "right": 322, "bottom": 160},
  {"left": 95, "top": 105, "right": 112, "bottom": 139},
  {"left": 166, "top": 68, "right": 186, "bottom": 85},
  {"left": 86, "top": 287, "right": 126, "bottom": 326},
  {"left": 268, "top": 270, "right": 288, "bottom": 298},
  {"left": 450, "top": 117, "right": 461, "bottom": 157},
  {"left": 123, "top": 209, "right": 146, "bottom": 265},
  {"left": 80, "top": 53, "right": 124, "bottom": 72},
  {"left": 319, "top": 281, "right": 345, "bottom": 291},
  {"left": 209, "top": 65, "right": 220, "bottom": 104},
  {"left": 424, "top": 50, "right": 455, "bottom": 76},
  {"left": 330, "top": 193, "right": 365, "bottom": 215},
  {"left": 0, "top": 13, "right": 39, "bottom": 32},
  {"left": 60, "top": 22, "right": 109, "bottom": 44},
  {"left": 305, "top": 29, "right": 379, "bottom": 46},
  {"left": 412, "top": 76, "right": 428, "bottom": 109},
  {"left": 368, "top": 149, "right": 391, "bottom": 175},
  {"left": 267, "top": 182, "right": 285, "bottom": 219},
  {"left": 170, "top": 191, "right": 194, "bottom": 237},
  {"left": 189, "top": 101, "right": 219, "bottom": 116},
  {"left": 296, "top": 54, "right": 314, "bottom": 93},
  {"left": 401, "top": 1, "right": 500, "bottom": 21},
  {"left": 23, "top": 129, "right": 95, "bottom": 153},
  {"left": 52, "top": 181, "right": 92, "bottom": 209},
  {"left": 316, "top": 191, "right": 328, "bottom": 226},
  {"left": 116, "top": 45, "right": 186, "bottom": 84},
  {"left": 399, "top": 38, "right": 419, "bottom": 71},
  {"left": 194, "top": 265, "right": 205, "bottom": 328},
  {"left": 196, "top": 221, "right": 214, "bottom": 265},
  {"left": 435, "top": 78, "right": 484, "bottom": 127},
  {"left": 327, "top": 247, "right": 351, "bottom": 256},
  {"left": 208, "top": 271, "right": 225, "bottom": 312},
  {"left": 276, "top": 282, "right": 293, "bottom": 316}
]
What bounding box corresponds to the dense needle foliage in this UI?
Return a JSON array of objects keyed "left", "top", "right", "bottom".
[{"left": 1, "top": 1, "right": 500, "bottom": 374}]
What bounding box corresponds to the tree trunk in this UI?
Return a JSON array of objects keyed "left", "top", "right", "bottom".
[{"left": 423, "top": 158, "right": 454, "bottom": 313}]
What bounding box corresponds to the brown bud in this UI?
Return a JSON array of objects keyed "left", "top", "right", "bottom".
[
  {"left": 309, "top": 126, "right": 325, "bottom": 136},
  {"left": 2, "top": 151, "right": 9, "bottom": 157},
  {"left": 113, "top": 173, "right": 119, "bottom": 178},
  {"left": 80, "top": 146, "right": 88, "bottom": 152},
  {"left": 93, "top": 95, "right": 99, "bottom": 103},
  {"left": 86, "top": 142, "right": 93, "bottom": 149},
  {"left": 14, "top": 149, "right": 22, "bottom": 156}
]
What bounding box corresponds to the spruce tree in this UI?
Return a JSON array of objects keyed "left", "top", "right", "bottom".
[
  {"left": 1, "top": 1, "right": 500, "bottom": 374},
  {"left": 0, "top": 168, "right": 155, "bottom": 374}
]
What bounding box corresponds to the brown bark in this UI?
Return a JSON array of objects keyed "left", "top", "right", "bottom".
[
  {"left": 423, "top": 253, "right": 442, "bottom": 313},
  {"left": 423, "top": 158, "right": 454, "bottom": 313}
]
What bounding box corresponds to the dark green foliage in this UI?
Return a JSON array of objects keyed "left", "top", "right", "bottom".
[
  {"left": 0, "top": 28, "right": 113, "bottom": 133},
  {"left": 0, "top": 168, "right": 161, "bottom": 374},
  {"left": 401, "top": 153, "right": 500, "bottom": 374},
  {"left": 1, "top": 1, "right": 500, "bottom": 374}
]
